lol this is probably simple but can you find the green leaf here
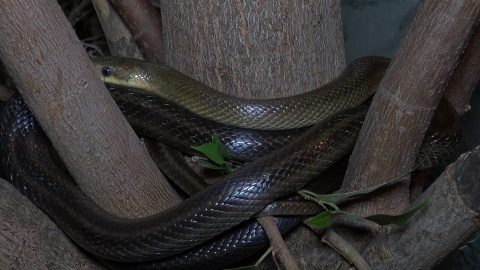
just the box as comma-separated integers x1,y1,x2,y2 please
300,160,429,204
307,199,429,229
300,176,403,204
191,143,226,164
225,166,237,174
306,211,332,228
212,133,230,159
361,198,428,226
191,133,230,164
195,159,226,170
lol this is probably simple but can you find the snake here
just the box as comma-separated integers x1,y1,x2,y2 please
92,56,390,130
0,56,462,269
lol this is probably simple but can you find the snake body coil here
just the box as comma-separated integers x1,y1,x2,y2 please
0,56,462,269
93,56,390,130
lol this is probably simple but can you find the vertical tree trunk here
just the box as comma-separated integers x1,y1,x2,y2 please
160,1,345,268
161,1,345,97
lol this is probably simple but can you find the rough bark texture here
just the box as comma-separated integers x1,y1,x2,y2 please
444,21,480,116
161,0,345,98
0,0,181,219
110,0,164,62
161,1,347,269
0,1,181,268
92,0,145,59
0,181,106,269
341,1,480,216
363,146,480,269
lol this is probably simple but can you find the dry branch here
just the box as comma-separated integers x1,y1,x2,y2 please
92,0,144,59
444,21,480,115
110,0,164,62
363,146,480,269
258,216,301,270
342,0,480,216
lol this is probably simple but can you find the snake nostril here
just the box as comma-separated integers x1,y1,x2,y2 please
101,66,113,77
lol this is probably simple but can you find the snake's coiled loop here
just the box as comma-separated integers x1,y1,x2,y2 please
0,56,462,269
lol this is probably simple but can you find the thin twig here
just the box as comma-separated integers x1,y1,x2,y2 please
68,0,92,26
110,0,164,62
257,216,301,270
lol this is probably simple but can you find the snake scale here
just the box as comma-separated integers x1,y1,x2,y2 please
0,56,462,269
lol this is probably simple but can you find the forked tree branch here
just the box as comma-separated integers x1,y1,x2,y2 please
342,0,480,216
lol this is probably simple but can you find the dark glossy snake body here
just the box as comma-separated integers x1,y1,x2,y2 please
0,56,462,269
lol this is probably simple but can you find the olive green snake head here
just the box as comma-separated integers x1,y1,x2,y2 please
92,56,391,130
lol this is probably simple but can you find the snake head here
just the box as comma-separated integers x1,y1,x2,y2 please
91,56,157,90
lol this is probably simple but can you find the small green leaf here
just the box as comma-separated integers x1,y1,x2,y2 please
224,166,237,174
306,211,332,228
191,143,226,164
191,133,231,164
191,133,244,174
362,198,428,226
300,180,398,203
212,133,230,159
300,162,428,204
195,159,226,170
307,199,428,229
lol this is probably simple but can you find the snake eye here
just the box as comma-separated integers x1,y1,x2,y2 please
101,66,113,77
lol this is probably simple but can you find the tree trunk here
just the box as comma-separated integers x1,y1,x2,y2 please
160,1,345,269
364,146,480,269
161,0,345,98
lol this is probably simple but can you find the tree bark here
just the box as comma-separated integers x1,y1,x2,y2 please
444,21,480,115
329,2,480,269
160,1,345,269
0,181,106,269
161,0,345,98
110,0,164,62
341,0,480,216
363,146,480,269
92,0,145,59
